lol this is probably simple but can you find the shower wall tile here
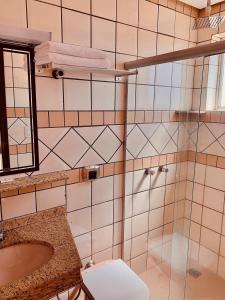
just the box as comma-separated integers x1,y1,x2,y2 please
139,0,158,31
117,24,138,55
158,6,176,36
117,0,139,26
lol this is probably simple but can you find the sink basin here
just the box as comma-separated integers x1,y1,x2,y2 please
0,242,54,286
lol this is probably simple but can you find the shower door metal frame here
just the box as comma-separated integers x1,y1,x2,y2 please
124,39,225,70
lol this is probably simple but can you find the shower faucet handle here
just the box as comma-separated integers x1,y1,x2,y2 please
158,165,169,173
145,168,155,176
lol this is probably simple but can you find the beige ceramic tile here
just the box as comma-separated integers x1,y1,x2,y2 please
62,9,90,46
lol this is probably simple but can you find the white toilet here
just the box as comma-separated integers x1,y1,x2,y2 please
82,259,150,300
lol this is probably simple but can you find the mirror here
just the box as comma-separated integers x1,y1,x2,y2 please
0,43,39,175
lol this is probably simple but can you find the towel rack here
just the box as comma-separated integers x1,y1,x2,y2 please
36,63,138,80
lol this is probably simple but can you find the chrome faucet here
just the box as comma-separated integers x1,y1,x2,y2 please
0,221,4,241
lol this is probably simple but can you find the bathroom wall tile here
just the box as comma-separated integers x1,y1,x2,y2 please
190,221,200,242
192,183,204,204
113,198,122,222
62,0,90,13
117,0,138,26
0,0,27,27
92,0,116,20
202,207,223,233
175,12,190,40
92,82,115,110
157,34,174,55
36,186,66,211
92,225,113,253
36,77,63,110
133,169,150,193
93,248,113,263
150,186,165,210
64,80,91,111
114,174,124,199
191,203,202,224
156,63,173,86
138,29,157,57
53,129,89,167
62,9,90,46
199,246,218,273
218,256,225,280
158,6,175,36
124,218,132,241
136,85,154,110
92,17,115,51
164,204,175,224
114,221,122,245
166,164,177,185
28,0,61,42
67,182,91,212
154,86,171,110
92,176,114,205
137,65,155,85
74,233,91,259
92,201,113,230
117,24,137,56
205,166,225,191
133,191,150,216
67,207,91,237
149,207,164,230
139,0,158,31
1,193,36,220
150,167,166,188
204,187,224,212
194,163,206,185
113,244,122,259
131,233,148,258
165,184,175,205
131,253,148,274
220,236,225,257
132,212,149,237
200,227,220,253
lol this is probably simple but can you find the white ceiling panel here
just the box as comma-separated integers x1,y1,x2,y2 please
180,0,224,9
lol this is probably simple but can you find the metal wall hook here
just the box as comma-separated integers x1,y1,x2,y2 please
145,168,155,176
158,165,169,173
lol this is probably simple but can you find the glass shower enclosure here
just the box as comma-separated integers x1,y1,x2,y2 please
123,41,225,300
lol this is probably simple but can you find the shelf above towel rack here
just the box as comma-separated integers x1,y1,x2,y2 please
36,63,138,79
0,24,51,45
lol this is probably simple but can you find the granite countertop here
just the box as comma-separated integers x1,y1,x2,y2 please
0,207,82,300
0,171,68,194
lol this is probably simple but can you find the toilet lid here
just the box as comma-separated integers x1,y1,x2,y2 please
82,259,149,300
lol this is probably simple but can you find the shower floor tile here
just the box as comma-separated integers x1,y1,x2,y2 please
140,262,225,300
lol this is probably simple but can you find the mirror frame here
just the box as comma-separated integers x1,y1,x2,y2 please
0,41,39,176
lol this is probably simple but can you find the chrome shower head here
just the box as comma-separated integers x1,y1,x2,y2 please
193,0,225,30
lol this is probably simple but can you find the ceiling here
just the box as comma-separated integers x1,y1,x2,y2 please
180,0,224,9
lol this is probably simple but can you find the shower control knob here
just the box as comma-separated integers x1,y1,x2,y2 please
145,168,155,176
158,165,169,173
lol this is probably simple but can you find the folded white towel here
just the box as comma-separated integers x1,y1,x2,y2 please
35,52,112,69
35,41,107,59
